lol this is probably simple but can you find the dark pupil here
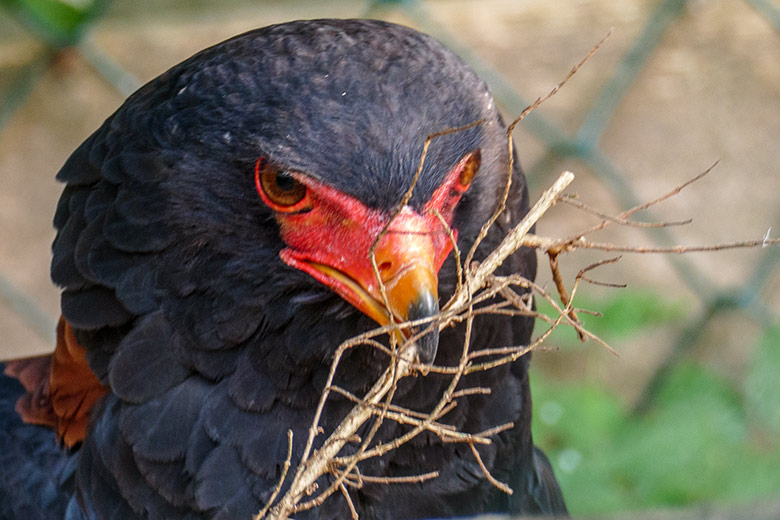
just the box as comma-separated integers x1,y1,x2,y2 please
275,173,296,192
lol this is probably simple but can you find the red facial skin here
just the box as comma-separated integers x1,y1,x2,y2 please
255,152,478,327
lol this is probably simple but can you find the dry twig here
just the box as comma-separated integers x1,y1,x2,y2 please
255,31,778,520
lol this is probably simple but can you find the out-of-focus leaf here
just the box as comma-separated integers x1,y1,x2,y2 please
724,447,780,502
532,378,625,449
1,0,103,46
745,324,780,436
593,291,688,338
653,362,743,415
612,364,747,506
531,377,632,513
531,363,780,515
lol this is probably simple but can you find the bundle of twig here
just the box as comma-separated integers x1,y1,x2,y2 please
253,32,779,519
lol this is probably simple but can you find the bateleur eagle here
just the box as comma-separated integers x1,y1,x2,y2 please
0,19,567,519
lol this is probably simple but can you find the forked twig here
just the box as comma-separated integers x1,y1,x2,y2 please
256,29,779,519
253,431,294,520
469,442,513,495
463,30,611,273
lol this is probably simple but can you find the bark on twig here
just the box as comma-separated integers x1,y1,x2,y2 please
253,29,780,518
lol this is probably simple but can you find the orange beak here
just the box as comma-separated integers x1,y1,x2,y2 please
281,206,441,364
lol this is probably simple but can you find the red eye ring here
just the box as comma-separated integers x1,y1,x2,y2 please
255,157,311,213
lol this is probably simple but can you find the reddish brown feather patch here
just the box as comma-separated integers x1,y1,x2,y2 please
4,355,57,429
4,316,107,447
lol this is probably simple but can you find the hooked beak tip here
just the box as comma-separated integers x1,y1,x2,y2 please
407,291,440,365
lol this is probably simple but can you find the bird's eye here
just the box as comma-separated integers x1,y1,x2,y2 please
458,149,481,187
255,158,308,210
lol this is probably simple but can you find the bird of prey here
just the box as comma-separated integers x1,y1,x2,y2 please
0,19,567,519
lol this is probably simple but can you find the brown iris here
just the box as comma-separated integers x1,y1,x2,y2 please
255,158,307,209
458,149,481,187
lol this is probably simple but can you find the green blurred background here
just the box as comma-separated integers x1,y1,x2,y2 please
1,0,779,517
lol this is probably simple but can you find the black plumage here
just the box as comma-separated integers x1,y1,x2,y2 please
0,19,566,519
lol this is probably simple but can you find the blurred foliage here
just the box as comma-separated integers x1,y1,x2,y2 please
1,0,106,47
746,325,780,437
533,291,780,515
541,289,689,343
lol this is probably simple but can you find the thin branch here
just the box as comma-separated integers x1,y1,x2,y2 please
350,471,440,485
506,29,613,133
559,196,692,228
451,387,492,399
445,171,575,313
562,161,718,244
580,276,627,288
522,233,780,255
254,430,294,520
256,29,780,520
624,161,719,216
431,208,464,298
469,442,513,495
580,237,780,254
463,30,610,272
548,251,585,341
573,256,626,290
471,421,516,440
369,119,485,333
338,482,359,520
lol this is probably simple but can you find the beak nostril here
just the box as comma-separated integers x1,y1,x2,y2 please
378,261,393,275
